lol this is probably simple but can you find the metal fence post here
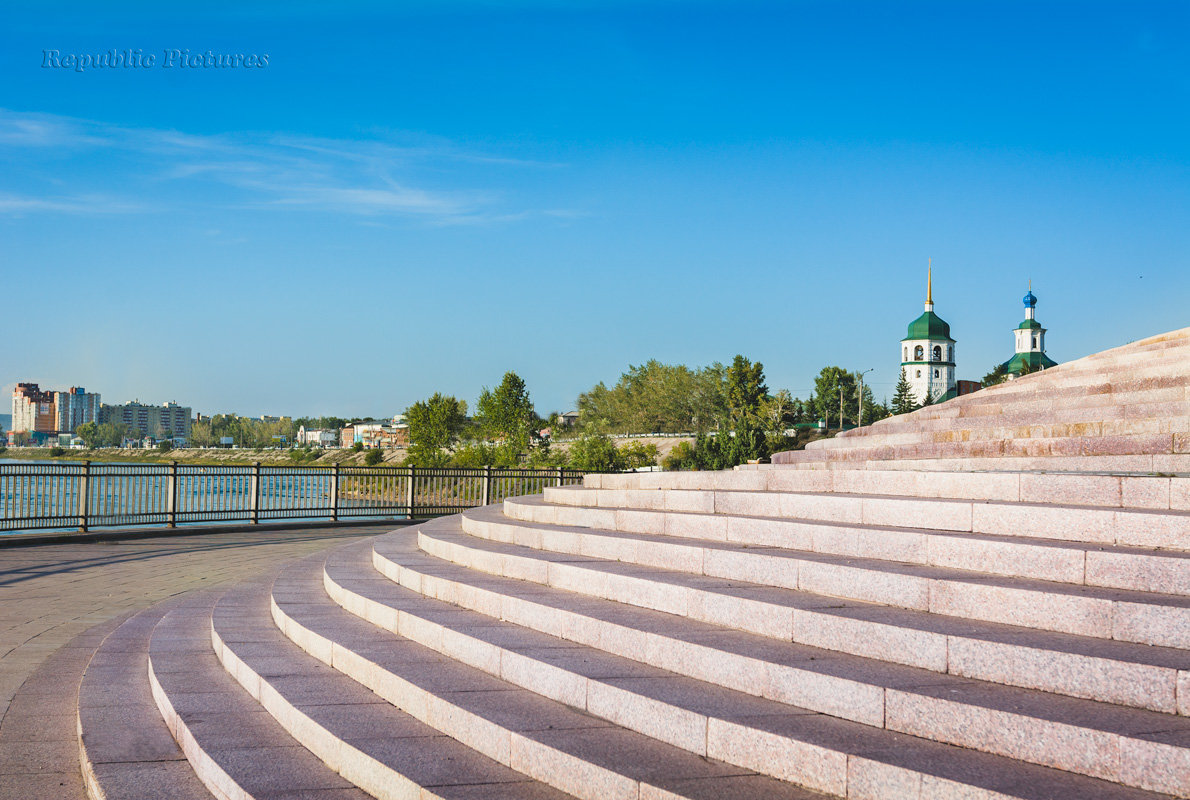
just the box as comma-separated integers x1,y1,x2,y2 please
482,465,492,506
168,461,178,528
250,462,261,524
330,465,339,521
405,465,416,516
78,461,90,532
556,466,564,486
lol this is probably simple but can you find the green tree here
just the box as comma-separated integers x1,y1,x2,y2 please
577,360,728,435
76,421,101,448
476,372,536,453
811,367,858,428
364,448,384,466
566,434,622,472
982,363,1010,387
157,439,173,452
725,355,767,422
891,371,917,415
405,393,468,466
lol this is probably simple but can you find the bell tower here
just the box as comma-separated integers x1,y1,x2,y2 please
900,260,957,404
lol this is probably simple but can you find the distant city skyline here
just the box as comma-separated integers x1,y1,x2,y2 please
2,1,1187,417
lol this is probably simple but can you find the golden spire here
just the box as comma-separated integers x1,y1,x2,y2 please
927,258,933,305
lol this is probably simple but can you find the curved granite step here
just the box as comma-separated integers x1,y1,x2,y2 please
76,601,213,800
460,505,1190,712
146,593,372,800
268,545,822,800
320,536,1170,800
502,496,1190,595
210,569,581,800
435,511,1190,649
540,485,1190,551
585,468,1190,514
375,520,1190,795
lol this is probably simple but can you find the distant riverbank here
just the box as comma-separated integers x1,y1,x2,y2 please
0,446,405,467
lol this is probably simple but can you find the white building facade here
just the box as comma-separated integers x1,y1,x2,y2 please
900,268,957,405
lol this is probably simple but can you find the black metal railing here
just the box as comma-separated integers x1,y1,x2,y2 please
0,462,589,534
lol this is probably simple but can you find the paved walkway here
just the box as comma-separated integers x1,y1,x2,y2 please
0,523,391,799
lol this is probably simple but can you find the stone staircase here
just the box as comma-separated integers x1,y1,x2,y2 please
772,326,1190,472
70,330,1190,799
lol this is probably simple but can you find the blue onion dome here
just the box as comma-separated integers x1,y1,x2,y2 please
1023,290,1037,308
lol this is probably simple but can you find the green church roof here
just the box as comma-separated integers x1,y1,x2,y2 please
1016,319,1044,330
902,311,954,342
1002,351,1058,375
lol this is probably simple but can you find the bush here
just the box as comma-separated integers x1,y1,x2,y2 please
157,440,173,452
364,448,384,466
49,446,67,457
352,441,364,452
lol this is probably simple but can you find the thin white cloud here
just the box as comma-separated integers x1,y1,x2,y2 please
0,108,576,223
0,192,145,215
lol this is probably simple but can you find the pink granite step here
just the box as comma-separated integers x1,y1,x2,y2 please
267,546,822,800
146,593,372,800
426,513,1190,648
541,485,1190,551
586,468,1190,512
210,570,583,800
496,498,1190,602
77,600,213,800
371,522,1190,795
319,536,1170,800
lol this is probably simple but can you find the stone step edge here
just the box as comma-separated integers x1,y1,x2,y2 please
76,607,207,800
504,497,1190,597
415,522,1190,719
147,608,259,800
267,561,707,800
754,454,1190,474
323,549,1142,800
375,536,1189,796
210,574,548,800
491,504,1190,649
464,509,1190,713
585,470,1190,513
540,486,1190,552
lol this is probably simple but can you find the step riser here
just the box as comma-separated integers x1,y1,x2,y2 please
784,434,1189,464
381,541,1190,795
547,487,1190,552
588,470,1190,512
462,511,1188,713
817,416,1190,450
428,521,1190,670
760,453,1190,473
321,566,854,796
148,649,249,800
211,623,435,800
270,594,656,800
510,498,1190,596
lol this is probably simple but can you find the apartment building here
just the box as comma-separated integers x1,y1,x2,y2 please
101,401,192,438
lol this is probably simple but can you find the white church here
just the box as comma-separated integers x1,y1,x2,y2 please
900,266,957,405
899,268,1057,406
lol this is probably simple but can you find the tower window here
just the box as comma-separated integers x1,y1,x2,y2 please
916,370,921,378
914,345,923,360
934,369,940,378
903,347,907,361
1033,335,1038,347
932,345,941,361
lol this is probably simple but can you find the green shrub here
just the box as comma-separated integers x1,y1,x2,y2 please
364,448,384,466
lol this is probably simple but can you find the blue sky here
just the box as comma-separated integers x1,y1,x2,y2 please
1,1,1187,417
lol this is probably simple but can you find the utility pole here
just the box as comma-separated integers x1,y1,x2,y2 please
839,385,844,431
857,368,873,428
